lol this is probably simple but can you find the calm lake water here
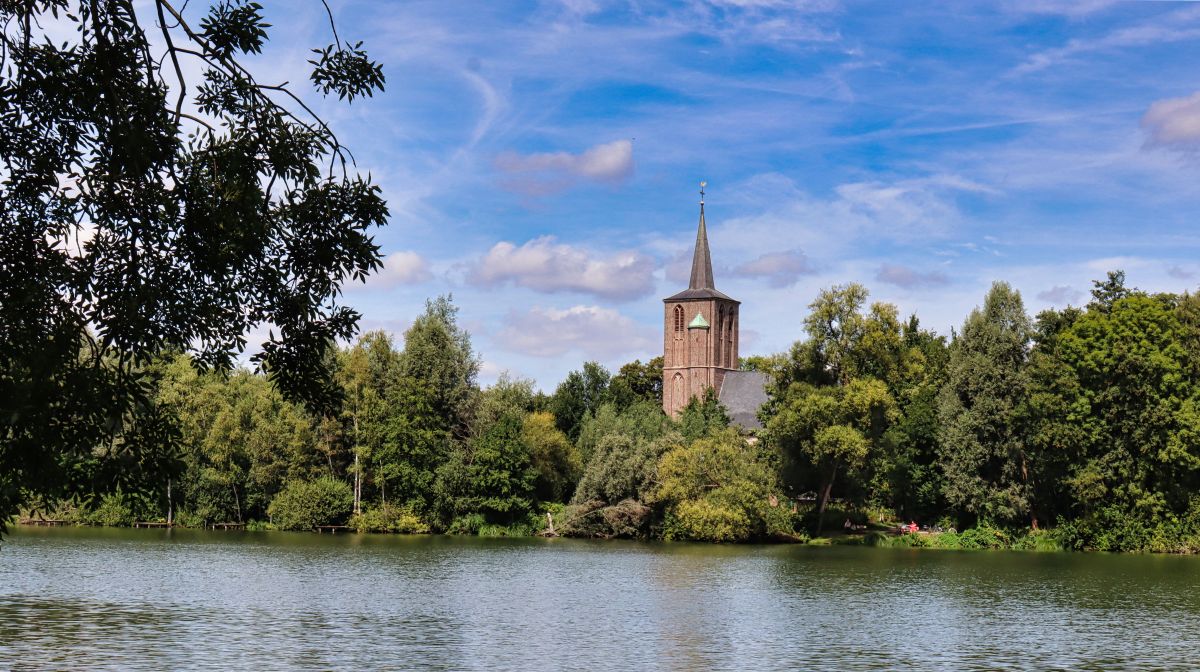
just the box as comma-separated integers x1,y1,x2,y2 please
2,527,1199,670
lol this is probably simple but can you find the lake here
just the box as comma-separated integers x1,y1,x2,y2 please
1,526,1198,670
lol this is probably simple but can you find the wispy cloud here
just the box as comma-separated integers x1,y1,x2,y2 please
1011,7,1200,76
468,236,656,301
495,139,634,195
875,264,950,290
1036,285,1083,305
495,305,655,358
1168,265,1195,280
731,250,815,287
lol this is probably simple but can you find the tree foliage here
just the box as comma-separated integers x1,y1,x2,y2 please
655,429,792,542
937,282,1033,526
0,0,385,527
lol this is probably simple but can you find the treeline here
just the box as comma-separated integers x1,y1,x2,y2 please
52,296,757,539
762,271,1200,553
40,272,1200,552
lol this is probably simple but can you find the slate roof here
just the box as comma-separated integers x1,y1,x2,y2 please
719,371,770,431
689,202,715,290
664,287,738,302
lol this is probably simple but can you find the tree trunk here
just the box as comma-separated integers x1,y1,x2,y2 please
353,451,361,515
815,464,838,536
167,478,173,527
353,413,362,515
232,483,242,523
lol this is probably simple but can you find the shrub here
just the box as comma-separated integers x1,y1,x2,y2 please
351,503,430,534
663,500,751,543
267,477,353,531
447,513,486,535
1010,529,1064,552
86,493,136,527
478,519,535,537
556,499,653,539
174,510,205,529
956,524,1009,550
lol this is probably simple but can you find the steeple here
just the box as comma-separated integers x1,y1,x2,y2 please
689,181,715,290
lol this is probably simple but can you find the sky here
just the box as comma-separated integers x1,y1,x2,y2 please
233,0,1200,390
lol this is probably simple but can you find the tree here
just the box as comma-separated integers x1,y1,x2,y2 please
338,331,400,514
550,361,611,441
937,282,1033,527
0,1,386,527
765,284,901,532
398,296,479,437
608,357,663,410
1089,270,1133,313
654,429,791,542
803,283,869,385
434,413,537,527
873,317,950,521
576,400,672,466
1045,293,1200,549
521,412,581,503
678,388,730,442
767,378,896,533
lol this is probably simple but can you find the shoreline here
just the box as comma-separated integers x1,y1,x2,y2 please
15,519,1200,555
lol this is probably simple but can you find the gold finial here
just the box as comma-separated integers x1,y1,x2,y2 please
700,180,707,204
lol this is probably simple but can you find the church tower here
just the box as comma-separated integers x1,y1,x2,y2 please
662,184,740,418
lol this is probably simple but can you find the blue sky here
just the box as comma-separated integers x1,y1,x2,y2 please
241,0,1200,389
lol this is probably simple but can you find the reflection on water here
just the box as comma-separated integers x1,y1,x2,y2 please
2,526,1199,670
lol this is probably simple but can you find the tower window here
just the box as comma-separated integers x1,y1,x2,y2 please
673,304,684,337
716,306,724,365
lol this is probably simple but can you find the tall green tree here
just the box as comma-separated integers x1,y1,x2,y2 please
337,331,400,514
550,361,611,441
434,413,537,527
0,0,386,526
766,283,902,532
608,357,663,410
1047,292,1200,549
398,296,479,437
937,282,1033,526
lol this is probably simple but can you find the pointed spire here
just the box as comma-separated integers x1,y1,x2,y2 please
689,181,715,290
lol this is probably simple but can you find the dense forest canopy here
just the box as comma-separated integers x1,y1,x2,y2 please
23,274,1200,553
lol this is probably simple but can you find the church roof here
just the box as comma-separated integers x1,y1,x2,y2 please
663,185,740,304
688,312,710,329
690,199,714,290
718,371,770,431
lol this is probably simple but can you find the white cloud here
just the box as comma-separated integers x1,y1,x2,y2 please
468,236,656,301
494,305,655,358
875,264,950,290
1142,91,1200,151
360,251,432,289
731,250,815,287
1036,285,1083,305
494,139,634,195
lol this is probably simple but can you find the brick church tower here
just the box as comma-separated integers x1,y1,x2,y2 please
662,185,740,418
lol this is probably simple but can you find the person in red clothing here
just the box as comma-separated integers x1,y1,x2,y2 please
907,521,919,533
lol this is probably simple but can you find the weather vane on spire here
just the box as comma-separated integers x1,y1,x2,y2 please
700,180,707,204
